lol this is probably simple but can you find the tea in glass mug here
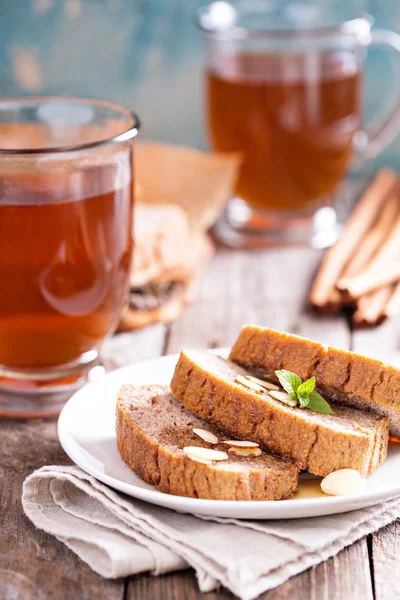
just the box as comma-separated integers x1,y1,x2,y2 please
0,98,140,417
207,53,360,211
198,0,400,247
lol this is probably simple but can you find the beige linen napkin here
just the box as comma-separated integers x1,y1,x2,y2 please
23,465,400,600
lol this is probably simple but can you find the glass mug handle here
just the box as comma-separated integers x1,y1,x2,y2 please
354,29,400,164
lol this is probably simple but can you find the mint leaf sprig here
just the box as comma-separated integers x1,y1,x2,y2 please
274,369,334,414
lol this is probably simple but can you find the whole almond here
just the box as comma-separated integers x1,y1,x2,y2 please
192,428,219,445
244,375,280,391
183,446,228,462
321,469,366,496
268,390,298,407
222,440,259,448
229,447,262,457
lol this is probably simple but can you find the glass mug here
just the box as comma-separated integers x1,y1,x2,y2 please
198,0,400,248
0,98,139,417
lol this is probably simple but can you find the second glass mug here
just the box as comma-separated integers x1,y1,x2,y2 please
0,97,140,417
198,0,400,248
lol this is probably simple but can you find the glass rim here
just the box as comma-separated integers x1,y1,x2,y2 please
196,3,373,42
0,96,140,155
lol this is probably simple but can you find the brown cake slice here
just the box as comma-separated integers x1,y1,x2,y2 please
170,350,389,477
116,384,299,501
230,325,400,436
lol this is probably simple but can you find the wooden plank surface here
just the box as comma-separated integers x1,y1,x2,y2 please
264,538,373,600
126,570,233,600
166,247,349,353
0,419,124,600
371,520,400,600
1,246,398,599
351,316,400,364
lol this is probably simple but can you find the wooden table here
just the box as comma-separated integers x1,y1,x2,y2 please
1,246,400,600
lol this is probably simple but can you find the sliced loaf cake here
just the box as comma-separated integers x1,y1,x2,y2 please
230,325,400,435
116,383,299,501
170,350,389,477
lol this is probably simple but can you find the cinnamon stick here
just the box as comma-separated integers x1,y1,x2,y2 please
321,288,343,314
341,192,399,278
371,220,400,266
384,281,400,319
324,192,399,310
338,207,400,296
352,286,393,328
309,169,398,309
338,257,400,299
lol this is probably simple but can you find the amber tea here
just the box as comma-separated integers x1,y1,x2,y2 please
207,53,361,212
0,164,133,370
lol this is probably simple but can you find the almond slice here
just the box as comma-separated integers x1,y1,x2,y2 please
234,374,265,393
222,440,259,448
244,375,280,391
192,428,219,445
183,446,228,462
229,447,262,457
268,390,298,407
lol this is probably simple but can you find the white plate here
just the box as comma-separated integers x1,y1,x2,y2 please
58,350,400,519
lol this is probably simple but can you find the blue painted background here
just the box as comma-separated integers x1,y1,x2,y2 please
1,0,400,172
